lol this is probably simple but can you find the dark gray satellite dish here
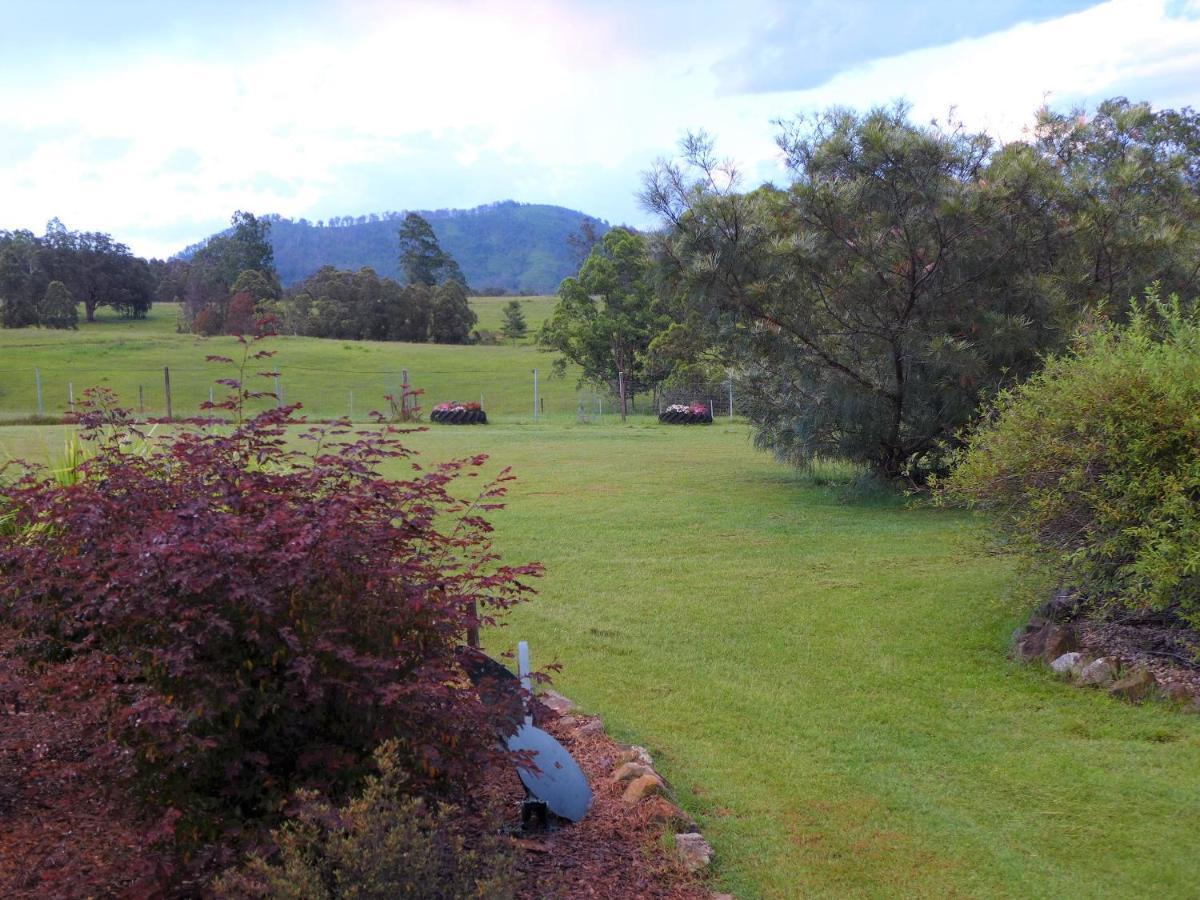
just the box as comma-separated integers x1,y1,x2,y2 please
504,640,592,824
507,722,592,822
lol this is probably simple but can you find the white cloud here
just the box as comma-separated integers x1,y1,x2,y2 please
0,0,1197,257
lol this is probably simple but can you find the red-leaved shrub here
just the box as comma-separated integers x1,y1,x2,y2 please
0,338,540,849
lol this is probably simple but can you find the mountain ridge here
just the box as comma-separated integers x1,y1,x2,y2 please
178,200,609,294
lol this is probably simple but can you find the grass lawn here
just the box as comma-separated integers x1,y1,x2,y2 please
3,419,1198,897
0,302,614,424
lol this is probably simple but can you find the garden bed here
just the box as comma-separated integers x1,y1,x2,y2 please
659,404,713,426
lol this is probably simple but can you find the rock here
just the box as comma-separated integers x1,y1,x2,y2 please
1041,625,1078,662
558,715,579,729
577,718,605,738
617,745,654,768
622,774,665,804
613,762,658,784
538,690,575,715
1109,668,1157,703
1050,652,1082,675
675,832,713,872
710,895,735,900
1077,657,1119,687
642,796,694,830
1014,622,1077,664
1162,683,1194,704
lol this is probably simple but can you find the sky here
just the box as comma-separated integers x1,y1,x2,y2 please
2,0,1200,259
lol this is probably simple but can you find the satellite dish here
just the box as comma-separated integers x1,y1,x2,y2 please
507,722,593,822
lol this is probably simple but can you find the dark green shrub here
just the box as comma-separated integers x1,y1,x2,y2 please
213,740,515,899
944,290,1200,626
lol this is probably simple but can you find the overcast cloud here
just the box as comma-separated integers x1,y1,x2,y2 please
2,0,1199,257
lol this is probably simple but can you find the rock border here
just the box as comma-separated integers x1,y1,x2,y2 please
1013,599,1200,711
538,689,723,885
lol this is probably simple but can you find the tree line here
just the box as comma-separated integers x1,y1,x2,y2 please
540,97,1200,480
0,207,481,345
0,219,156,328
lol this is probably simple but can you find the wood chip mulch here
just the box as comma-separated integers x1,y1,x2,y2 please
479,710,712,900
0,627,172,899
1078,616,1200,699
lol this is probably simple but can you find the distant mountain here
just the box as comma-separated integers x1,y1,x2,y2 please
180,201,610,294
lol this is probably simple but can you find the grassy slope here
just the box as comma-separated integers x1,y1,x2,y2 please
0,301,594,423
3,418,1198,897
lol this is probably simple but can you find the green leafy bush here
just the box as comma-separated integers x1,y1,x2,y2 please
214,740,515,899
944,290,1200,626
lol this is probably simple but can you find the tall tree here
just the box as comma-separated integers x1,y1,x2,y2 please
539,227,667,416
37,280,78,329
643,110,1065,480
429,280,477,344
1032,98,1200,313
397,213,467,289
0,230,47,328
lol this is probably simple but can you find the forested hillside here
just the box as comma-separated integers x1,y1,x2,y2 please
179,201,609,293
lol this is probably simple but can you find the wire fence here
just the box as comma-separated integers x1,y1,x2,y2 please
0,362,740,426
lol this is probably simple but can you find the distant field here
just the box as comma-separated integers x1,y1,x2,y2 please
0,301,617,423
2,418,1198,898
469,294,557,341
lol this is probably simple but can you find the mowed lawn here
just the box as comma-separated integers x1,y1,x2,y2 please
0,301,592,423
3,419,1198,898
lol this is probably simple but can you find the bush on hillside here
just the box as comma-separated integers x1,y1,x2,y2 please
0,337,541,849
944,290,1200,627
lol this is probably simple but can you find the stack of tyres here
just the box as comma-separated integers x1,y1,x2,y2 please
432,408,488,424
658,409,713,425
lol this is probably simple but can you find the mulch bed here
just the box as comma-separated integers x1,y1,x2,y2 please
1,626,710,898
1077,616,1200,699
0,627,175,898
482,712,710,900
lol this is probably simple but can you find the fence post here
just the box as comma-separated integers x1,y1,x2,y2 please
68,381,75,414
139,384,145,415
274,373,283,409
728,377,734,419
533,369,539,421
349,390,354,420
617,371,627,422
163,366,173,421
35,368,44,416
208,386,215,407
401,368,410,418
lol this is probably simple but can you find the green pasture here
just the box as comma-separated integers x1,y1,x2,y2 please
2,416,1198,898
1,313,1196,898
469,294,557,340
0,301,613,423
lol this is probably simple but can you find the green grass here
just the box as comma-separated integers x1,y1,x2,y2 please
0,302,620,423
3,311,1198,896
3,419,1198,897
468,294,557,341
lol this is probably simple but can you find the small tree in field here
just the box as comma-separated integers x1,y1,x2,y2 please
37,279,78,329
500,299,527,344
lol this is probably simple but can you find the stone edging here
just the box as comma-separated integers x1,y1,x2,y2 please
1015,617,1200,710
538,689,729,893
